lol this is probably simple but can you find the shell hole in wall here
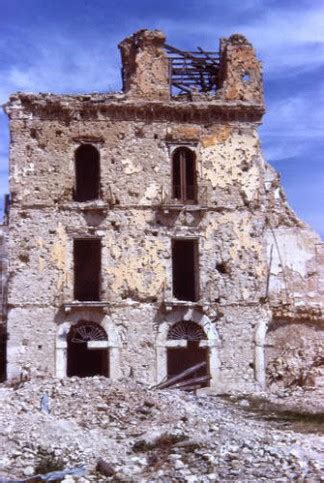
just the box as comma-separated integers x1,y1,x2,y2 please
242,72,251,83
216,262,230,274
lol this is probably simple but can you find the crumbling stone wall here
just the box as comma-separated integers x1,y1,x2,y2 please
264,163,323,309
261,164,324,389
266,320,324,388
219,34,263,104
119,29,170,101
3,29,323,392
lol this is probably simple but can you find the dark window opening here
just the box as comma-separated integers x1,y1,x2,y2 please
172,239,199,301
74,239,101,301
167,320,209,387
74,144,100,201
172,147,197,204
67,321,108,377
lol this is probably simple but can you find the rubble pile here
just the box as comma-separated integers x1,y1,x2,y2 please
267,341,324,388
0,377,323,481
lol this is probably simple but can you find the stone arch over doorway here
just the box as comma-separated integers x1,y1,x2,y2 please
156,307,220,388
55,314,121,379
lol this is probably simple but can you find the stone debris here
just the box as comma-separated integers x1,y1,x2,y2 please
267,338,324,389
0,377,323,481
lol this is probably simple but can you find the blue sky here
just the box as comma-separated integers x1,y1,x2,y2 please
0,0,323,237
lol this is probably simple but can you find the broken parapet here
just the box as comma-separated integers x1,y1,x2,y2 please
118,29,263,108
119,29,170,101
218,34,263,104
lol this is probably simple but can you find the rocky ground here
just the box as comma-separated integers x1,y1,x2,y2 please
0,377,323,482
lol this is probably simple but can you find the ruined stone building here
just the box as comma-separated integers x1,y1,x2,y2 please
2,30,324,391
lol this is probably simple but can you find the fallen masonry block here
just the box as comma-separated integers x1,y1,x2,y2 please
96,458,116,477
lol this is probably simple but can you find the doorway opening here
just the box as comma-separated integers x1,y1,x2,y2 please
67,321,108,377
172,239,199,301
74,238,101,301
167,320,209,386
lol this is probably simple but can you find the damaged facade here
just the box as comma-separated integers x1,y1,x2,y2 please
2,30,324,391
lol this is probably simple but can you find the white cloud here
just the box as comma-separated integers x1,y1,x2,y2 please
162,4,324,77
261,141,305,164
0,31,122,103
233,5,324,76
1,4,323,104
259,90,324,164
262,89,324,143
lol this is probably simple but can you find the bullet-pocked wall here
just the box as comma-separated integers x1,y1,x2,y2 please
4,30,323,392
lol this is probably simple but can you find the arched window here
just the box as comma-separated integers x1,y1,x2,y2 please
67,321,109,377
74,144,100,201
167,320,209,386
172,147,197,203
